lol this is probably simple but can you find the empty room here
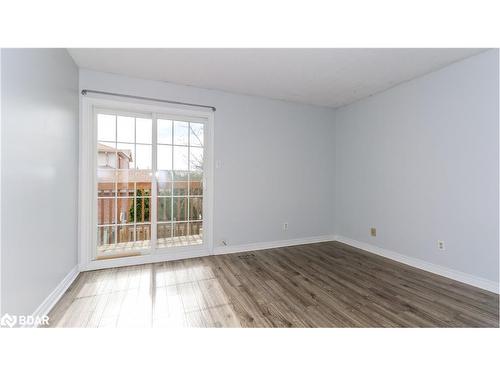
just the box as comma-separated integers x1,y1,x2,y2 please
2,1,500,371
1,47,498,329
0,0,500,375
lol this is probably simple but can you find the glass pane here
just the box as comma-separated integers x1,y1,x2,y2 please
135,196,151,223
189,172,203,195
157,145,172,170
158,197,172,222
135,224,151,246
188,221,203,238
189,147,203,171
97,142,117,169
157,119,172,144
116,169,135,197
157,223,173,245
134,170,152,197
190,123,204,147
116,143,134,169
97,112,206,256
187,224,203,245
117,198,134,225
173,121,189,145
189,197,203,221
98,198,115,225
173,171,189,196
172,197,188,221
97,114,116,141
173,222,189,238
135,144,152,169
117,116,135,143
173,146,189,171
117,225,135,245
97,168,116,198
157,170,173,196
98,226,115,248
136,118,152,144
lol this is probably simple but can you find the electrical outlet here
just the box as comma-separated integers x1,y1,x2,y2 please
283,222,288,231
437,240,445,250
370,227,377,237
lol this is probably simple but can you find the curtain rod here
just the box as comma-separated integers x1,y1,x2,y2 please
81,89,216,112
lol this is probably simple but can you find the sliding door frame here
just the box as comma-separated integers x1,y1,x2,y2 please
79,95,214,271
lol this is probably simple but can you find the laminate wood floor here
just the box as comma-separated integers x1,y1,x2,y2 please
47,241,499,327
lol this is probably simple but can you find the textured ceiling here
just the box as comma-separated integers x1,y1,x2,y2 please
68,48,486,108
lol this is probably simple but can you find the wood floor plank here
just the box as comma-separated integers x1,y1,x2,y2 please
47,241,499,328
206,304,241,328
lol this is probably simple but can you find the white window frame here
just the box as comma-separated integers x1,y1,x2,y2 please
79,95,214,271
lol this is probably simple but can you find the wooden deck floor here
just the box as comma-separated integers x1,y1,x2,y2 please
47,241,499,327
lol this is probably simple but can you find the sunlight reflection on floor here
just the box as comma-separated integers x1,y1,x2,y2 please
48,257,240,328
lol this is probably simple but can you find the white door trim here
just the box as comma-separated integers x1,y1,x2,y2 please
79,95,214,271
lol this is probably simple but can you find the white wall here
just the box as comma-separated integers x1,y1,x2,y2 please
80,69,337,249
334,49,499,283
1,49,79,315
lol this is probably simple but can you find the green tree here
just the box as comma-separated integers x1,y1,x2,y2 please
129,189,150,222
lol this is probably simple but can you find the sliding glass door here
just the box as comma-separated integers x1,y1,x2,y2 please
95,108,206,260
156,117,204,249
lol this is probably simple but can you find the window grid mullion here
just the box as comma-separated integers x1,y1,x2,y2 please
170,121,174,241
187,121,191,238
114,115,118,246
133,116,137,243
151,113,158,253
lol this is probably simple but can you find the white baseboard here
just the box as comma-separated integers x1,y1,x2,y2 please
334,235,499,294
30,265,80,327
213,234,337,255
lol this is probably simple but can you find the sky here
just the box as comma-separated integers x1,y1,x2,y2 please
97,114,204,171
